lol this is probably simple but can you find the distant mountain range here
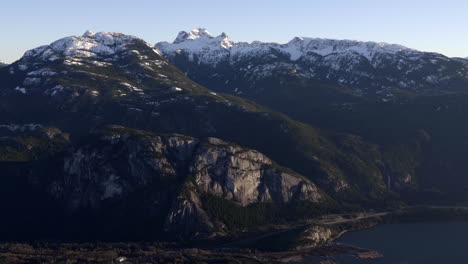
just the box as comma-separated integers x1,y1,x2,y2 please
157,28,468,101
1,29,468,243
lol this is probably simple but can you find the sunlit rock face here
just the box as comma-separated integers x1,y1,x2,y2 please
47,126,324,238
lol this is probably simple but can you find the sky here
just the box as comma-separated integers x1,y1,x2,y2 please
1,0,467,63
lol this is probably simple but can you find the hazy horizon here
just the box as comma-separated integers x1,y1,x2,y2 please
1,0,467,63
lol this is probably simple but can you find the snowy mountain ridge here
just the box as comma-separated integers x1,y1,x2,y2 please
156,27,417,65
5,29,468,101
6,31,175,99
156,28,468,99
21,30,158,64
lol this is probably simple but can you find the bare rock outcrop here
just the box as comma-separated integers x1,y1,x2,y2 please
49,125,326,238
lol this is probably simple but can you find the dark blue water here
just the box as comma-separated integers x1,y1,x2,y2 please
335,222,468,263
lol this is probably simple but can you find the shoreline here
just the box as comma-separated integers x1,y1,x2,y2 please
1,206,468,263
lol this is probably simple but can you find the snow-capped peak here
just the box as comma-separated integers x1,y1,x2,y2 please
82,29,96,37
174,27,214,43
21,31,145,62
156,28,235,65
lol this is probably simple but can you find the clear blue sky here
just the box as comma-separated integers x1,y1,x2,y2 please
1,0,467,63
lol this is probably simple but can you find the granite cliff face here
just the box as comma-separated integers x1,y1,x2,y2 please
191,137,323,206
47,126,325,238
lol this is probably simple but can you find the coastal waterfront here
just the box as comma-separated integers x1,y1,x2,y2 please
336,222,468,263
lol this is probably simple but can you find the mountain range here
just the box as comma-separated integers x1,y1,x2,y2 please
1,29,468,245
156,28,468,101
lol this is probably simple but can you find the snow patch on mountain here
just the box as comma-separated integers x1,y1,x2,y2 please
15,87,27,94
0,124,42,131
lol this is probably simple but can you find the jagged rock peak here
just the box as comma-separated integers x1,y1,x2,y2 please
82,29,96,37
